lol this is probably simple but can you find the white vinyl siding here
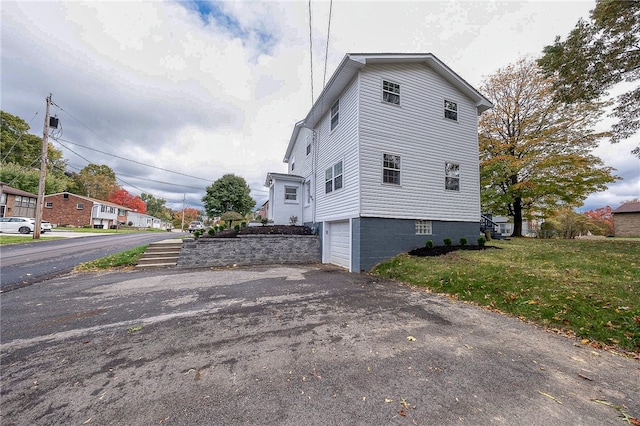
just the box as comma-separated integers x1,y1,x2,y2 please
315,76,360,222
358,62,480,222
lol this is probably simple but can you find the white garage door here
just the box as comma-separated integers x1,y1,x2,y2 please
328,220,350,269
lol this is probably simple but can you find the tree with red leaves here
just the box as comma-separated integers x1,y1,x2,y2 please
108,188,147,214
583,206,614,236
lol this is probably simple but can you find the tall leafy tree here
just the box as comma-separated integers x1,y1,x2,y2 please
107,188,147,213
538,0,640,156
583,206,614,236
202,174,255,217
75,164,119,200
140,192,170,219
479,58,618,237
0,162,70,194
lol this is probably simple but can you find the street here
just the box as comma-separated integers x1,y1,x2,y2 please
0,231,186,291
1,265,638,425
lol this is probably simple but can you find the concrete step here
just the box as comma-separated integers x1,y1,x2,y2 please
135,262,178,269
142,251,180,258
137,256,179,265
135,239,183,269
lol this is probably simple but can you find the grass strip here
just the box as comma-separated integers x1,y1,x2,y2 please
0,235,64,245
74,245,148,271
372,238,640,353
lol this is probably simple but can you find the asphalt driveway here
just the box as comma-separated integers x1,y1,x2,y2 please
1,265,638,425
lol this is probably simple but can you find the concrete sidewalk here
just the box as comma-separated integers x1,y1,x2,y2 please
1,265,638,425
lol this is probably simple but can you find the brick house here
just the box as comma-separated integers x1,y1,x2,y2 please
42,192,129,228
0,182,38,218
613,201,640,237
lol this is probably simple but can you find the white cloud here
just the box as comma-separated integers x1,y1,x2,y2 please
1,0,636,214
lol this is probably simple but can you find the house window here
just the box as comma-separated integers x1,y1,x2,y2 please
305,180,311,205
445,162,460,191
45,202,53,208
325,160,343,193
15,196,21,206
383,153,401,185
444,100,458,121
306,142,311,156
330,99,339,130
291,157,295,172
77,203,84,209
383,80,400,105
284,186,297,202
415,220,432,235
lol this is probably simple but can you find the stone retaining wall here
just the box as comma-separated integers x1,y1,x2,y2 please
178,235,321,269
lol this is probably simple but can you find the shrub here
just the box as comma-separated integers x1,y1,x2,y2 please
234,224,240,231
443,238,453,246
128,221,133,226
478,236,487,247
219,224,227,231
459,237,468,246
425,240,434,249
261,218,268,226
208,228,215,236
194,230,202,238
241,221,247,228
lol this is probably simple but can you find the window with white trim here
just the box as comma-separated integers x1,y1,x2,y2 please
415,220,432,235
383,80,400,105
325,160,343,193
76,203,84,209
284,186,298,202
383,153,401,185
45,202,53,208
445,162,460,191
330,99,339,130
444,100,458,121
290,156,295,172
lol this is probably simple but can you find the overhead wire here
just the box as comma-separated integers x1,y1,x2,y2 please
322,0,333,89
1,102,45,163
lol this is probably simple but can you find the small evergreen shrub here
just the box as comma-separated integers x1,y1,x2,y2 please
234,224,240,231
459,237,468,246
261,219,268,226
241,221,247,228
194,230,203,238
443,238,453,246
208,228,215,236
478,236,487,247
425,240,434,249
219,224,227,230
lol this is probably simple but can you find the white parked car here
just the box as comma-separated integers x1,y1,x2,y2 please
0,217,40,234
40,220,52,233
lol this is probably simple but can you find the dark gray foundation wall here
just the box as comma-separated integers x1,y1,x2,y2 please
353,217,481,272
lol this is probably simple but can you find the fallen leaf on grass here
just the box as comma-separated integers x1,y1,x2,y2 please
407,336,416,342
385,398,393,403
538,391,562,404
399,410,406,417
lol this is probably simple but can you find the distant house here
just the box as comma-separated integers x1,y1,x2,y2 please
0,182,38,218
613,201,640,237
42,192,129,228
127,211,166,229
265,53,492,272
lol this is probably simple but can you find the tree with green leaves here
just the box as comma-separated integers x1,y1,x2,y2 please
141,192,171,220
75,164,120,200
202,174,255,218
479,58,618,237
538,0,640,156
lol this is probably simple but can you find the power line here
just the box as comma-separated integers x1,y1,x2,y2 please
322,0,333,89
1,102,45,163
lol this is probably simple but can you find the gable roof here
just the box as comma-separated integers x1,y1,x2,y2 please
0,182,38,198
44,192,132,211
284,53,493,162
265,172,305,187
613,201,640,214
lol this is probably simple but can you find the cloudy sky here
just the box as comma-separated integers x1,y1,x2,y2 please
2,0,637,213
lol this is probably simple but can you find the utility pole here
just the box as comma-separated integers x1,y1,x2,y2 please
34,94,51,239
181,193,185,231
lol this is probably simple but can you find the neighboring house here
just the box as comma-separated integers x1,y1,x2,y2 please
490,216,536,237
42,192,130,228
265,53,492,272
613,201,640,237
127,211,168,229
257,200,269,221
0,182,38,218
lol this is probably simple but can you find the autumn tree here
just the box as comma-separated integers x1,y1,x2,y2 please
479,58,618,237
583,206,614,236
108,188,147,213
538,1,640,156
75,164,119,200
173,207,199,229
202,174,255,218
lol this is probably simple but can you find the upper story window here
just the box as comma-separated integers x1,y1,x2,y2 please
306,142,311,156
290,156,295,172
330,99,339,131
383,153,401,185
77,203,84,210
284,186,298,202
415,220,432,235
444,100,458,121
45,202,53,208
383,80,400,105
445,162,460,191
325,160,343,193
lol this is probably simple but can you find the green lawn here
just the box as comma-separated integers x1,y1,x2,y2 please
0,235,64,245
372,238,640,354
74,245,148,271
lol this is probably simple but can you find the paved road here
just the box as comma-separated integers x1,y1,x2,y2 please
1,265,638,425
0,231,186,291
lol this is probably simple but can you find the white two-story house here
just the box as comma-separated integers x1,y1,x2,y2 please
265,53,492,272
